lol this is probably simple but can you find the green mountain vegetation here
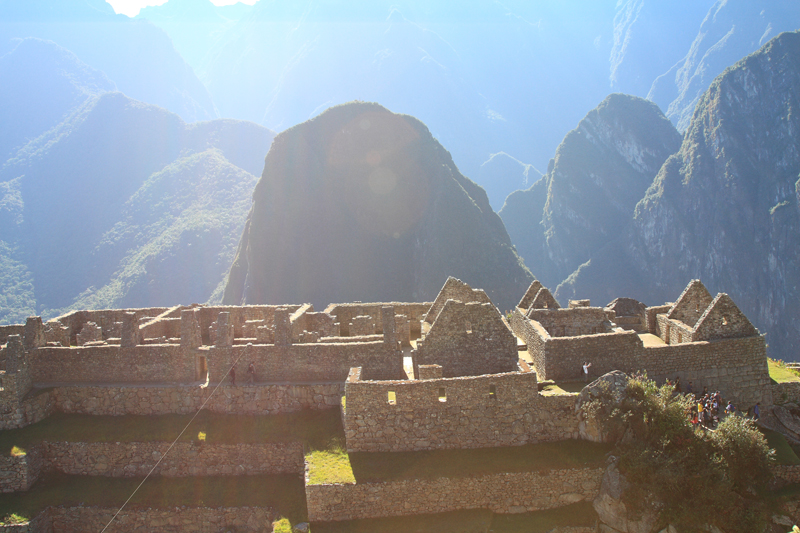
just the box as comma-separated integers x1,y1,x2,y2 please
0,91,273,323
223,101,533,312
0,37,115,161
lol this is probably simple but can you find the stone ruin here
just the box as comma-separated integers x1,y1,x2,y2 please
0,275,782,528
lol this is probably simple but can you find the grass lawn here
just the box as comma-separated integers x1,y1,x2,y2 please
306,448,355,484
0,473,307,525
0,409,344,456
311,501,597,533
768,358,800,383
541,381,585,395
307,440,611,485
761,428,800,465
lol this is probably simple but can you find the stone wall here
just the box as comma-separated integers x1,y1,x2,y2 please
52,382,343,416
667,280,713,328
0,390,55,430
30,345,195,384
526,308,611,337
414,301,518,378
1,441,303,493
773,382,800,405
204,341,403,384
306,467,603,522
515,309,771,408
0,446,42,493
643,336,772,407
424,277,491,324
344,368,579,452
54,308,169,344
646,305,671,337
323,302,430,338
0,381,341,430
543,331,641,382
5,505,276,533
0,325,24,346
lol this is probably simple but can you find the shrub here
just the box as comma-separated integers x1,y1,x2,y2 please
585,374,774,533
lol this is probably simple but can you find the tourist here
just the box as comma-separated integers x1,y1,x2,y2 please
753,402,761,421
247,361,255,384
582,361,592,383
674,376,681,394
229,364,236,386
686,381,694,396
725,401,735,416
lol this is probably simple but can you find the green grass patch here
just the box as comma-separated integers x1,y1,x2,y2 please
346,440,611,483
272,517,293,533
0,409,343,456
0,473,306,525
311,501,597,533
306,448,355,485
761,428,800,465
768,358,800,383
542,381,584,395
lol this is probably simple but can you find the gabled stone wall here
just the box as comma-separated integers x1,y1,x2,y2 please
423,277,491,324
414,301,517,378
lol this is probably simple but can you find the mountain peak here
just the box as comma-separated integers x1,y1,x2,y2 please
223,101,532,310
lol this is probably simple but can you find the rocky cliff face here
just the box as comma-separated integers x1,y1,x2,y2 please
223,102,532,311
648,0,800,131
500,94,680,289
561,31,800,361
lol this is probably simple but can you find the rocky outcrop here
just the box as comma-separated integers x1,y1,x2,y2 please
223,101,533,311
576,371,631,443
500,94,680,289
593,459,659,533
560,31,800,362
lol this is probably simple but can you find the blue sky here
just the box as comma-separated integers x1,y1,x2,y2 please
106,0,258,17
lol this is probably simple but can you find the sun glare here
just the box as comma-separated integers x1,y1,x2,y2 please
106,0,259,17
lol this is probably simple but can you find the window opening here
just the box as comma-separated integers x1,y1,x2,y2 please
722,317,728,326
438,387,447,402
489,384,496,399
465,321,472,333
387,390,396,405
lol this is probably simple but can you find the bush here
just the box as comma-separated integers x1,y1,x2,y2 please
585,374,774,533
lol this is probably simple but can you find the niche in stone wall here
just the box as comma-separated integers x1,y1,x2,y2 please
438,387,447,402
196,355,208,381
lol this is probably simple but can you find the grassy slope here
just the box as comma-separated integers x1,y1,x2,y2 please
769,358,800,383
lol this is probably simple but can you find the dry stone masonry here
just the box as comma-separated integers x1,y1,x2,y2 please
0,275,782,528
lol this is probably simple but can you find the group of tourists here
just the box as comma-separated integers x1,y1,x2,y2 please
666,377,760,429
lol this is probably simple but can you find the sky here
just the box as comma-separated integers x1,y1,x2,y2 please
106,0,259,17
